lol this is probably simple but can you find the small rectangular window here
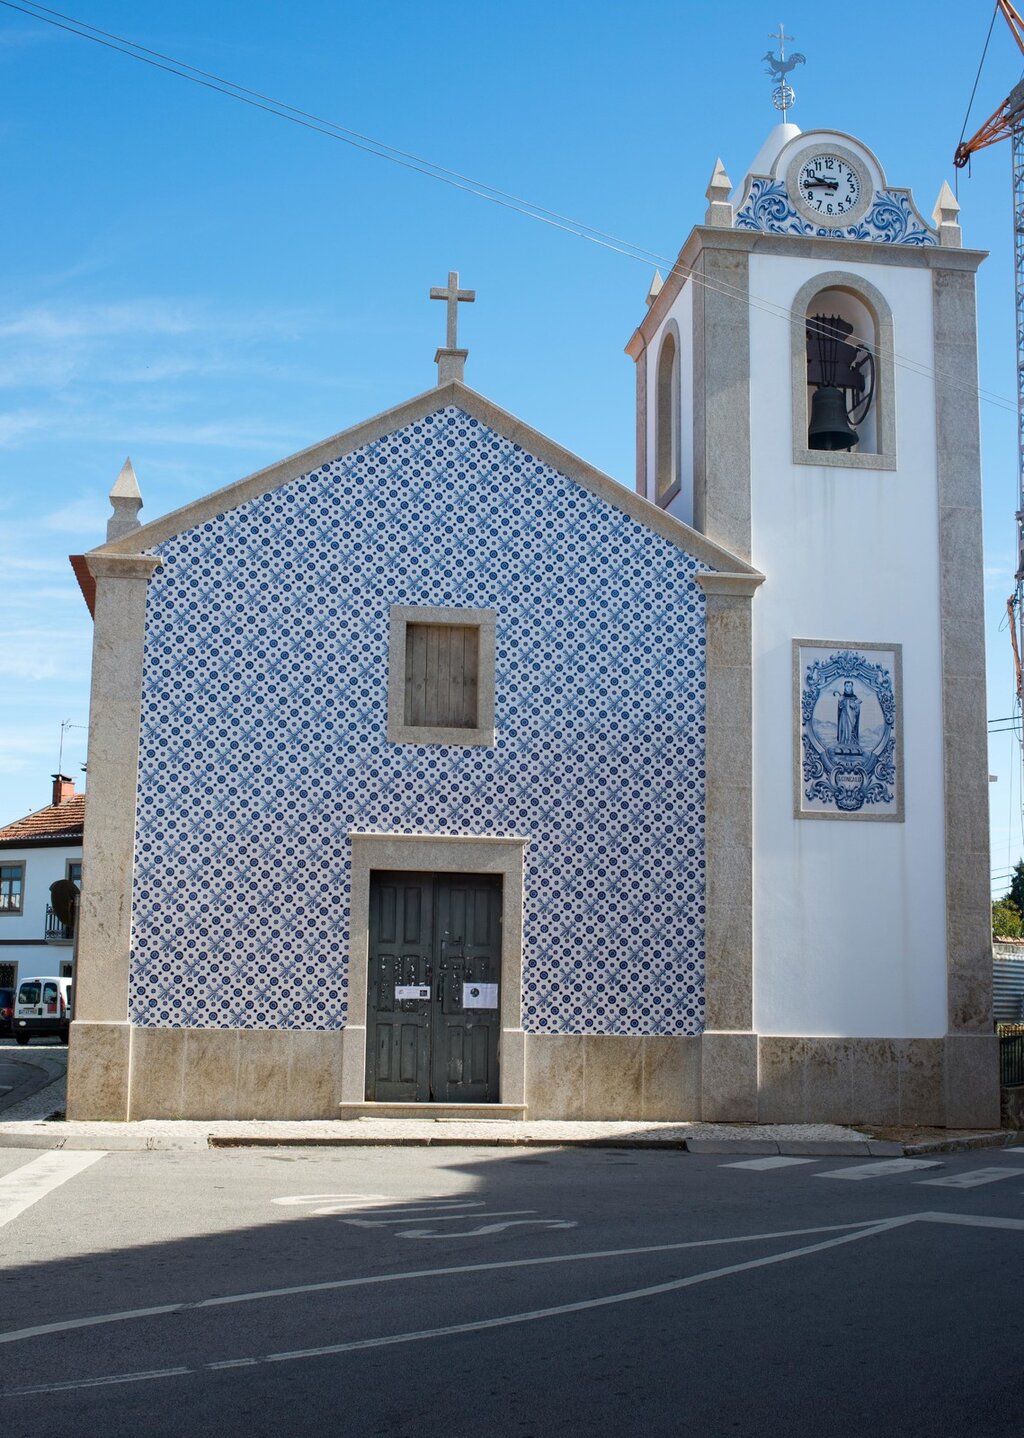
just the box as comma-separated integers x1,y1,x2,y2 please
67,861,82,886
388,606,496,747
0,863,24,915
404,622,480,729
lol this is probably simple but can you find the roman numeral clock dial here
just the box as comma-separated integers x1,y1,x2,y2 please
794,153,864,220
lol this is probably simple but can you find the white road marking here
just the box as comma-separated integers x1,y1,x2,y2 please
917,1167,1024,1189
3,1219,907,1395
0,1151,106,1231
275,1192,576,1239
398,1218,576,1238
341,1208,533,1227
815,1158,942,1181
271,1193,480,1217
916,1210,1024,1230
0,1217,883,1349
721,1157,818,1171
331,1202,481,1216
2,1208,1018,1371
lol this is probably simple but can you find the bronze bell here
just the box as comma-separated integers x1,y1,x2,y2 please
808,385,859,451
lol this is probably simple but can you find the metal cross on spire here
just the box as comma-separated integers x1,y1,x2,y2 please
763,23,805,120
430,270,475,384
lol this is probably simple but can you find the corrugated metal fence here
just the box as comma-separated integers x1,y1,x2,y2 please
1000,1032,1024,1087
993,950,1024,1023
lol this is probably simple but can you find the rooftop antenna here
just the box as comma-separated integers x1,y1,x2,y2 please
763,23,805,120
57,720,86,774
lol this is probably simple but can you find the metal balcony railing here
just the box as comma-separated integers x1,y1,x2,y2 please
44,904,75,944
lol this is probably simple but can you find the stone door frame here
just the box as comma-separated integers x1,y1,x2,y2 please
344,833,528,1106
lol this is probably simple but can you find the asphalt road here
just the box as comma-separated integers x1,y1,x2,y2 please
0,1034,65,1116
0,1142,1022,1437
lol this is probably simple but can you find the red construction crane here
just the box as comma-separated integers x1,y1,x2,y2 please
955,1,1024,705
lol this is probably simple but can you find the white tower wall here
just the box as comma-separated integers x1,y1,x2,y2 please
748,254,947,1036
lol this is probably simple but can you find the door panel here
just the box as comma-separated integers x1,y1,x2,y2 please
366,871,502,1103
366,875,433,1102
431,876,501,1103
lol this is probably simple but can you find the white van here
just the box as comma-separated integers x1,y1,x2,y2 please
13,976,72,1045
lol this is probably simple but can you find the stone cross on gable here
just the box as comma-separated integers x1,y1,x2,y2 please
430,270,475,384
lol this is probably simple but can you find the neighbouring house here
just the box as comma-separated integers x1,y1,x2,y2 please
65,118,997,1126
0,774,84,993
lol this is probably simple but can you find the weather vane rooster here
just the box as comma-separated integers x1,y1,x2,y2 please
763,24,805,118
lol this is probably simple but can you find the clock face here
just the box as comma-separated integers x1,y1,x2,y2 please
795,154,863,219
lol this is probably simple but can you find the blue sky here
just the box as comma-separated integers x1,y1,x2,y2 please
0,0,1021,888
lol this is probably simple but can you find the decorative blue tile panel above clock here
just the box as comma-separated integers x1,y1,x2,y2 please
130,406,709,1036
735,177,937,245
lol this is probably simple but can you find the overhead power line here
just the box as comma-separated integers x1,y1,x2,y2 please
0,0,1020,417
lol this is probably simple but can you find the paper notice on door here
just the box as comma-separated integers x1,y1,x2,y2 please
462,982,499,1009
395,985,431,1001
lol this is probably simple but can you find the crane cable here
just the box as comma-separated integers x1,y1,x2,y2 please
955,2,1000,192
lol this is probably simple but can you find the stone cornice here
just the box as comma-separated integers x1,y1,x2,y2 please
625,225,987,359
694,572,765,598
85,554,161,581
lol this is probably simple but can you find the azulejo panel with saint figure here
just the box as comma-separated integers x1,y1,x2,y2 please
795,640,903,822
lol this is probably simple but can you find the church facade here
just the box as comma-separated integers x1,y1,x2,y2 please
67,122,999,1127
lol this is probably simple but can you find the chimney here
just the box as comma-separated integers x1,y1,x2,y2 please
51,773,76,806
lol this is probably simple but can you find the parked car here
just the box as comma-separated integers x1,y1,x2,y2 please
0,987,13,1037
13,976,72,1044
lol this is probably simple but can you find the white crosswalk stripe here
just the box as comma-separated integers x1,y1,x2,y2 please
0,1150,107,1231
814,1159,943,1181
714,1152,1024,1188
721,1157,818,1171
917,1166,1024,1189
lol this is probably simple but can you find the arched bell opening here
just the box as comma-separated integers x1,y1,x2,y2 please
655,325,680,504
804,287,878,454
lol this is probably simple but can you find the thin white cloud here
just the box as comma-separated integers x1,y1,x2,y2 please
39,498,112,535
0,409,51,445
0,299,317,343
0,625,92,682
0,553,74,576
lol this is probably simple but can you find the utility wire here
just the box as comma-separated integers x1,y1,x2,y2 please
1,0,1020,417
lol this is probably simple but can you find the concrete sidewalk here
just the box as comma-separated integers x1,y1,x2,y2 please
0,1111,1018,1156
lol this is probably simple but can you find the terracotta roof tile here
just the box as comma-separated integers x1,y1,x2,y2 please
0,793,86,845
70,555,96,617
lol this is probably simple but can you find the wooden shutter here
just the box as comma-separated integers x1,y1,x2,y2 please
404,623,480,729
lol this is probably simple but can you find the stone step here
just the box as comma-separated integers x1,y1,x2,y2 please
337,1102,527,1121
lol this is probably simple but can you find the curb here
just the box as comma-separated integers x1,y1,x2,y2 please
207,1134,694,1150
1,1126,1018,1156
207,1134,898,1156
899,1131,1024,1156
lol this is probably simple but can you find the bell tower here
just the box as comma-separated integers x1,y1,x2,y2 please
625,98,999,1126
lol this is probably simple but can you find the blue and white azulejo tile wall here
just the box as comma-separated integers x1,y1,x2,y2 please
131,405,709,1035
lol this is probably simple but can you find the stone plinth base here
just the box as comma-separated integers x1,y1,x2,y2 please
757,1033,1000,1129
524,1034,701,1121
65,1025,1002,1129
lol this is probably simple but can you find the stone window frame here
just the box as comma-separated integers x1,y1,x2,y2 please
655,319,682,505
0,861,25,915
791,270,897,472
387,604,496,747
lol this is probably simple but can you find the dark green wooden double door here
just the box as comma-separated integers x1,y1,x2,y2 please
366,872,502,1103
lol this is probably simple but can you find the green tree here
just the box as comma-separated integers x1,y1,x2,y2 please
993,898,1024,939
1010,860,1024,919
